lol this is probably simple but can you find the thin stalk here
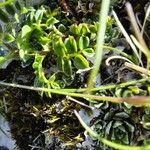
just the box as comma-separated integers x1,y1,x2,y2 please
135,13,150,41
141,4,150,36
125,62,150,76
74,110,150,150
105,55,133,66
61,77,150,92
66,96,94,109
0,77,150,93
88,0,110,91
112,11,143,66
103,45,132,60
0,0,15,7
0,82,150,105
131,35,150,64
0,82,122,103
125,2,148,50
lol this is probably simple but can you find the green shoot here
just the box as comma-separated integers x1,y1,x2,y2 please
88,0,110,91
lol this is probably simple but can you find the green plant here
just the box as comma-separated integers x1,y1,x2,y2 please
0,4,121,95
0,0,150,149
16,6,95,92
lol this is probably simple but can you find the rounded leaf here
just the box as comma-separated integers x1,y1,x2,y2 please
35,8,46,21
58,24,66,33
21,25,32,38
64,36,77,54
46,17,59,28
79,36,89,50
69,24,79,35
53,38,66,57
74,54,89,69
82,48,94,57
64,58,72,76
89,25,97,33
79,23,90,35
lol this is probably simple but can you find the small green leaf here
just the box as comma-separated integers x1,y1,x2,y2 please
0,8,10,23
48,74,56,82
57,56,64,71
0,52,15,69
113,121,122,128
35,8,45,21
5,4,16,16
90,33,97,40
0,24,3,40
51,82,60,89
21,7,30,14
0,57,4,62
79,36,89,50
53,38,66,57
40,36,49,45
64,58,72,76
94,22,99,31
69,24,79,35
14,13,19,23
19,49,26,60
104,110,115,120
65,36,77,54
79,23,90,35
124,121,135,132
15,1,21,10
3,33,15,43
74,54,89,69
115,88,122,97
122,90,133,97
12,28,16,37
128,86,140,94
89,25,97,33
114,112,129,119
21,25,32,38
32,54,44,71
105,121,113,135
58,24,66,33
82,48,94,57
46,17,59,28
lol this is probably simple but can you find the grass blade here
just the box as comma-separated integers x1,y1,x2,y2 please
87,0,110,91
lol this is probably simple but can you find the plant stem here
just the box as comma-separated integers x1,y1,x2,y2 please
88,0,110,91
125,62,150,76
0,77,149,93
60,77,150,92
125,2,148,50
0,81,150,105
112,11,143,66
103,45,132,60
